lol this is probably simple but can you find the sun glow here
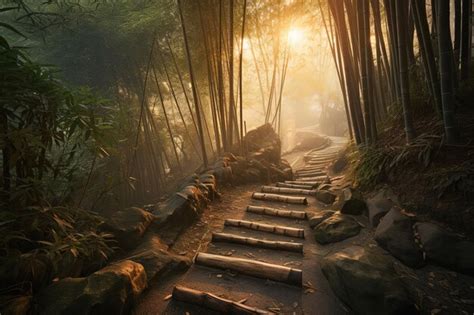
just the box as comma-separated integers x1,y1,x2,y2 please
287,27,305,45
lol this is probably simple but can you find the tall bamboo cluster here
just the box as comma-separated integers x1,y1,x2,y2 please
321,0,471,145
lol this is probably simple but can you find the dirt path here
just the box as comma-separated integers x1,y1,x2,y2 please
134,137,352,314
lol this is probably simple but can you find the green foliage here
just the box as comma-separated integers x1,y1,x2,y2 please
0,205,113,294
352,134,441,189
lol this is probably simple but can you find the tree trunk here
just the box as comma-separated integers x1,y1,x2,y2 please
436,0,460,144
395,0,417,143
460,0,472,80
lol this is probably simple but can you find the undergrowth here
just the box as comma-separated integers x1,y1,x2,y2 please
0,205,114,303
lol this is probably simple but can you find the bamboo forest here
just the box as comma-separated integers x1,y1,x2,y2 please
1,0,474,314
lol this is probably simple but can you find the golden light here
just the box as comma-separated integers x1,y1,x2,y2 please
287,28,305,45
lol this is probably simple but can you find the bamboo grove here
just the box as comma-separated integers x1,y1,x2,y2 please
321,0,472,146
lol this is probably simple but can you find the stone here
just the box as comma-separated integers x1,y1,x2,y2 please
126,234,191,282
37,260,147,315
340,188,368,215
416,222,474,275
102,207,155,250
367,189,399,227
309,210,335,228
321,246,418,315
153,184,206,227
244,124,281,164
375,208,425,268
315,190,337,204
314,213,361,244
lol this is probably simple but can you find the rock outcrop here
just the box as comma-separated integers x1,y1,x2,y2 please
374,208,424,268
367,189,398,227
321,246,418,315
101,207,155,250
416,222,474,275
308,210,335,228
313,213,361,244
37,260,147,315
315,190,337,205
339,188,368,215
125,234,191,282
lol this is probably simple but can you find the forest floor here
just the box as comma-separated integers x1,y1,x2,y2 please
133,136,474,315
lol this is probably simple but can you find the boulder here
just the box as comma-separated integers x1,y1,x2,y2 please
244,124,281,164
321,246,417,315
101,207,155,250
374,208,424,268
339,188,368,215
37,260,147,315
314,213,361,244
309,210,335,228
211,166,233,184
315,190,337,205
415,222,474,275
367,190,398,227
126,234,191,282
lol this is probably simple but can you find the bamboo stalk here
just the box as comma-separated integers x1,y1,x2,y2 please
251,192,308,205
246,205,306,220
172,286,270,315
260,186,314,196
295,176,328,182
284,181,319,188
212,232,303,253
177,0,209,167
276,182,315,190
195,252,302,286
224,219,305,238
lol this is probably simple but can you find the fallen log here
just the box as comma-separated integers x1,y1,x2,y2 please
246,205,307,219
172,285,270,314
260,186,314,196
276,182,314,190
284,180,319,188
252,192,308,205
224,219,305,238
212,232,303,252
195,252,303,286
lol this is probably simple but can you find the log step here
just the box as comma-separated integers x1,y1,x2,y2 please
295,171,327,177
295,175,328,182
212,232,303,253
195,252,303,286
276,182,315,190
246,205,307,219
252,192,308,205
284,180,319,188
224,219,305,238
260,186,314,196
172,286,270,314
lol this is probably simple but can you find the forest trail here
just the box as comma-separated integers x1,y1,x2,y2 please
134,137,354,315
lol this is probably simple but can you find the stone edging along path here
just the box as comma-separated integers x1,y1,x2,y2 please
32,124,295,314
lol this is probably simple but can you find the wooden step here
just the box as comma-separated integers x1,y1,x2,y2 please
246,205,307,219
224,219,305,238
260,186,314,196
295,171,326,177
212,232,303,253
252,192,308,205
295,175,328,182
195,252,303,286
172,286,270,314
276,182,314,190
284,180,319,188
